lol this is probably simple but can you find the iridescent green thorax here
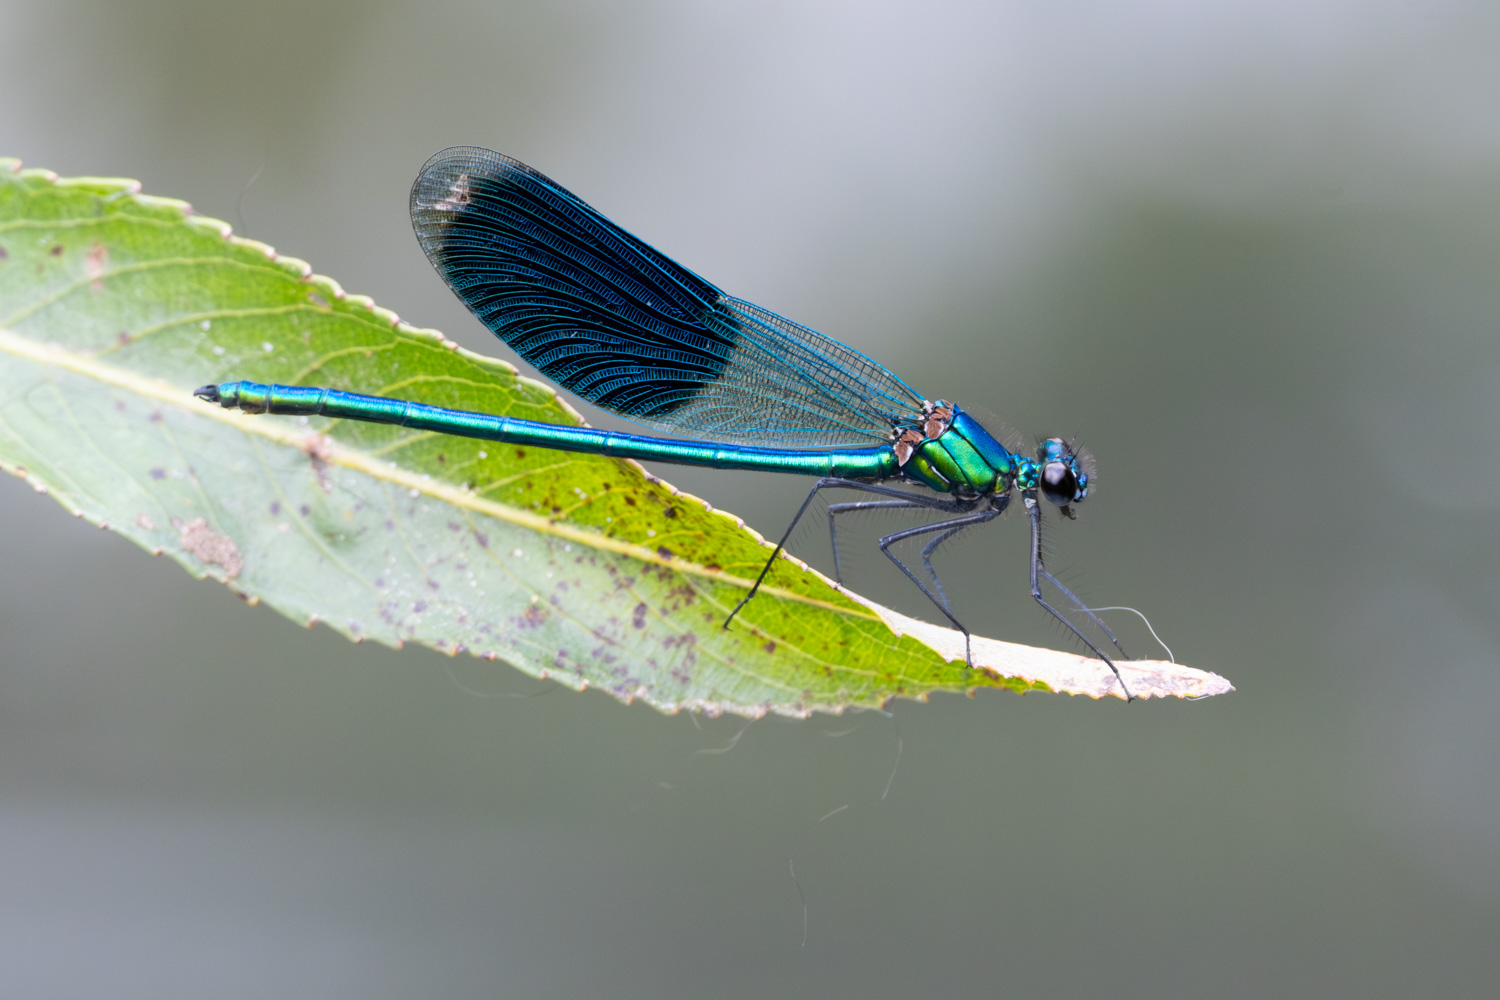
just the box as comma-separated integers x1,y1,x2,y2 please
894,401,1017,496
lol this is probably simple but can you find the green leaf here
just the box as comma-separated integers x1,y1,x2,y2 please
0,158,1231,715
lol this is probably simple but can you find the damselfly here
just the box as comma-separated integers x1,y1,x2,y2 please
196,147,1132,698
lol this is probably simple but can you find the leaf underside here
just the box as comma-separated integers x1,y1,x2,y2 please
0,158,1232,716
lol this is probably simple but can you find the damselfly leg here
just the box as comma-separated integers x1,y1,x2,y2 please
875,504,1004,667
726,478,973,629
826,499,932,584
1025,491,1132,700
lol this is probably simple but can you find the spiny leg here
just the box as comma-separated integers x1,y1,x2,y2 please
726,479,968,629
1036,566,1127,659
826,500,931,583
917,525,966,612
1024,492,1133,701
877,506,1002,667
916,491,1010,616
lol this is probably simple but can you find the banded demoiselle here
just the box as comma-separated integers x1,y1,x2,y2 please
195,147,1132,699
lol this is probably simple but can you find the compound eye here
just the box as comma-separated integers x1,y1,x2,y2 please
1040,461,1079,506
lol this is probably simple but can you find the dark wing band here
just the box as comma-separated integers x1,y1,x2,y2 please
410,146,924,447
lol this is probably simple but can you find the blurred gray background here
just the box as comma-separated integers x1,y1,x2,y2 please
3,1,1499,996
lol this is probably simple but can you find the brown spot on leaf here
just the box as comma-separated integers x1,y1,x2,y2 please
49,244,63,256
301,433,334,493
656,546,673,561
302,432,334,462
86,242,107,289
632,603,647,629
179,517,243,578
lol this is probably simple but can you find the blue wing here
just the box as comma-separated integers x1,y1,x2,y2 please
409,147,925,447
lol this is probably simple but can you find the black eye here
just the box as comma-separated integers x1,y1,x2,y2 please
1040,461,1078,506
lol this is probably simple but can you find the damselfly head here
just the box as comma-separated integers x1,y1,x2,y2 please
1037,437,1092,515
